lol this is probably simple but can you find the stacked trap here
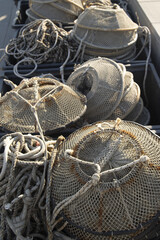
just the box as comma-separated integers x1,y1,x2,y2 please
69,4,139,61
67,57,150,125
26,0,84,25
51,119,160,239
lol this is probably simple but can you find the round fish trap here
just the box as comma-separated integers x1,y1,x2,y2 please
0,77,87,133
67,57,124,122
124,97,144,122
109,73,141,119
29,0,83,24
69,4,138,60
51,119,160,240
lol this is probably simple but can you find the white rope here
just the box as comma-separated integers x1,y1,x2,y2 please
0,117,55,239
13,57,38,79
143,27,152,107
70,30,88,62
100,155,149,176
60,47,71,84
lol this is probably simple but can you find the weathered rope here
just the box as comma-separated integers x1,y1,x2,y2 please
5,19,77,81
0,132,56,239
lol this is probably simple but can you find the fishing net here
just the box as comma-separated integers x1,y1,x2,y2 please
50,119,160,240
28,0,83,24
0,76,87,134
0,132,56,239
67,57,124,122
124,97,144,122
32,0,83,16
5,19,76,81
69,4,139,60
109,81,141,120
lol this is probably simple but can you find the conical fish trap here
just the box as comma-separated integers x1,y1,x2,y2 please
28,0,83,24
69,4,138,60
51,119,160,239
0,77,87,133
67,57,124,122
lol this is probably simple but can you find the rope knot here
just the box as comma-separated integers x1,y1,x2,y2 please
92,173,100,186
64,149,74,159
30,105,36,113
113,179,120,190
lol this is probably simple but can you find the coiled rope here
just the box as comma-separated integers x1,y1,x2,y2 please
5,19,77,82
0,132,56,239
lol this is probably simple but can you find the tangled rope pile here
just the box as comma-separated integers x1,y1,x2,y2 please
5,19,79,80
0,132,57,239
6,19,70,64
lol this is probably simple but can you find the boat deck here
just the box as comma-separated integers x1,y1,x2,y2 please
128,0,160,76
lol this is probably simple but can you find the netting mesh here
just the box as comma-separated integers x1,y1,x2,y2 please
0,77,87,133
124,97,144,122
69,4,138,60
28,0,83,23
67,57,124,122
109,82,141,120
51,119,160,239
